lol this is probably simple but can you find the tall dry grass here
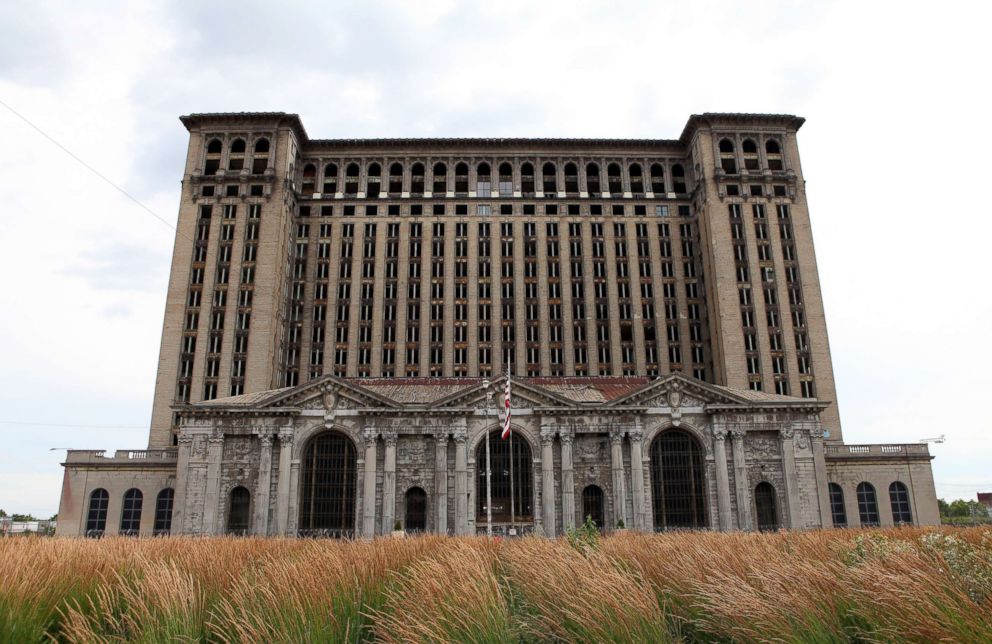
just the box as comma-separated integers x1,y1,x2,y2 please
0,527,990,643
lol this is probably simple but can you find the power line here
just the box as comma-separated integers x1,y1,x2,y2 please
0,97,188,242
0,421,145,430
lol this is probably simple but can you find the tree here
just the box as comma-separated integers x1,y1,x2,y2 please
11,513,36,522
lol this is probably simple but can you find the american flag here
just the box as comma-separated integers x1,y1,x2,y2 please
501,371,512,439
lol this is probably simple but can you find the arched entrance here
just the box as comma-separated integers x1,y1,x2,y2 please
754,482,779,532
405,487,427,532
581,484,605,528
650,429,708,530
475,429,533,527
299,431,358,537
227,486,251,535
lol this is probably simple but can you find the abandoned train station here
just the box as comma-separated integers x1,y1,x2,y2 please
57,112,939,537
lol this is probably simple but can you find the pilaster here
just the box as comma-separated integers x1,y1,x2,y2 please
609,428,627,528
275,428,294,535
712,427,732,531
731,427,752,531
435,431,449,534
779,425,802,529
540,428,556,537
254,431,273,535
629,427,647,531
560,428,576,530
362,428,378,538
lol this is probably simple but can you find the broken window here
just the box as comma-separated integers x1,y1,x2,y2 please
629,163,644,195
366,163,381,197
252,138,270,174
607,163,622,194
766,139,783,171
228,138,246,172
301,164,316,196
542,162,557,194
204,138,222,175
743,139,759,170
672,164,686,193
650,163,665,193
564,162,579,195
410,162,424,195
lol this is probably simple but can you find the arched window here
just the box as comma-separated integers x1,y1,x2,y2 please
154,488,174,536
581,484,604,528
345,163,360,196
718,138,737,174
476,430,533,524
432,162,448,194
366,163,381,198
301,163,316,197
477,162,491,197
299,431,357,537
411,162,425,195
742,139,759,170
672,164,686,193
856,482,880,527
586,162,601,195
204,139,222,176
323,163,338,194
542,162,557,194
405,486,427,532
228,139,246,172
754,482,778,532
629,163,644,194
388,162,404,195
498,162,513,196
227,486,251,535
650,429,707,530
252,139,270,174
889,481,913,524
120,488,143,536
607,163,622,194
765,139,783,171
650,163,665,193
86,488,109,537
454,162,469,195
828,482,847,528
521,162,535,196
564,162,579,195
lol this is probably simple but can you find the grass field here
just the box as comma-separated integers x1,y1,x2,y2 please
1,527,991,642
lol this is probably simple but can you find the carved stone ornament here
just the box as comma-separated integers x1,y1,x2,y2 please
795,430,810,450
559,429,574,446
779,426,795,440
667,381,684,409
323,386,338,413
730,427,747,440
609,429,624,445
712,427,728,442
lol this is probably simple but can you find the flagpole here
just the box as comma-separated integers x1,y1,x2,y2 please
508,365,515,532
484,379,493,537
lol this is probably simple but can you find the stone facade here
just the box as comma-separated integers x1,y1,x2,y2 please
57,374,939,536
56,112,940,536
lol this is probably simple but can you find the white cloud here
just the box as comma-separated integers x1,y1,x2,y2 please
0,0,990,517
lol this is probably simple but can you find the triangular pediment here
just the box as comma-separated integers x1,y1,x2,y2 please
432,376,581,410
264,375,401,410
605,373,747,408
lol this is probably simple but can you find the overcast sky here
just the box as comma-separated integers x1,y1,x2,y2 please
1,0,990,518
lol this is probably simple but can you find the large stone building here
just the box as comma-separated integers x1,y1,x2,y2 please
57,112,938,537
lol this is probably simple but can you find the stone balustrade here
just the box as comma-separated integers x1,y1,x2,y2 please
824,443,930,458
65,449,178,463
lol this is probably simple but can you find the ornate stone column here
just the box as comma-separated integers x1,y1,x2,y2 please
779,425,803,529
381,432,398,534
454,431,469,535
202,435,224,535
629,428,646,531
712,427,732,531
560,429,576,530
254,432,273,536
610,428,628,528
435,432,449,534
541,429,556,537
362,429,378,538
275,429,294,535
731,427,752,531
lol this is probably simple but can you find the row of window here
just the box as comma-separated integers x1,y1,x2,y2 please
204,137,270,176
297,202,692,218
298,160,689,198
85,488,174,537
828,481,914,528
717,137,785,174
